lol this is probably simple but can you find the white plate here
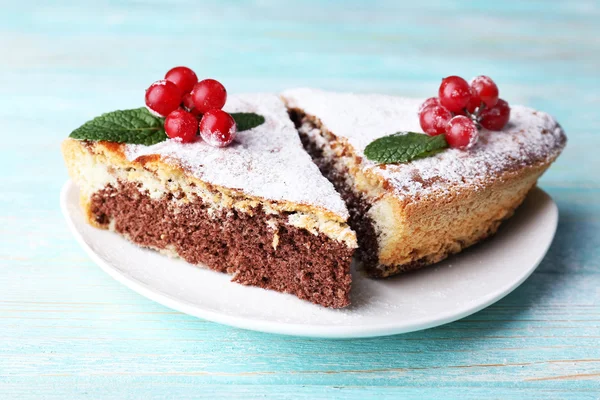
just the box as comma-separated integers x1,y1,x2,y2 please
61,180,558,338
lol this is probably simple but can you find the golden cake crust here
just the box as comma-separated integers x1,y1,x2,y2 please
369,157,553,277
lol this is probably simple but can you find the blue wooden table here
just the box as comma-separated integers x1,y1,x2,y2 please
1,1,599,398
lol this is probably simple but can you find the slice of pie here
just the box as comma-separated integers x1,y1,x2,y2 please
62,94,356,308
282,88,566,278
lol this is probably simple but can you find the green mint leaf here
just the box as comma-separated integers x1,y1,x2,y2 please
69,108,167,146
231,112,266,132
364,132,448,164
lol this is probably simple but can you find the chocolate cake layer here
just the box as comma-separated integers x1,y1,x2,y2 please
90,182,353,308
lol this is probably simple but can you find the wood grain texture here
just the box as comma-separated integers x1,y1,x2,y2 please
0,0,599,398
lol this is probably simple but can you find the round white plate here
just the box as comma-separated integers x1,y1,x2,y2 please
61,180,558,338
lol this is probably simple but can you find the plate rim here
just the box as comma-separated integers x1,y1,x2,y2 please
60,180,558,338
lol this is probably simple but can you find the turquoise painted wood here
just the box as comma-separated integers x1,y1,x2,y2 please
1,0,599,398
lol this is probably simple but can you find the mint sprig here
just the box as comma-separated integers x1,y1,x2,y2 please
69,108,168,146
69,108,266,145
364,132,448,164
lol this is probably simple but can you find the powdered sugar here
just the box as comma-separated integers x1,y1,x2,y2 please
283,88,566,200
126,93,349,218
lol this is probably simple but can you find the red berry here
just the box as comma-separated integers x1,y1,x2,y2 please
438,76,471,112
199,109,237,147
419,97,440,113
182,92,195,110
164,109,198,143
465,87,480,114
480,99,511,131
145,80,182,117
191,79,227,114
182,92,202,117
470,75,499,108
445,116,478,149
419,105,452,136
165,66,198,94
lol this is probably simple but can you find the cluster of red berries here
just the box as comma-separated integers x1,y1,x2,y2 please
419,75,511,149
145,67,236,147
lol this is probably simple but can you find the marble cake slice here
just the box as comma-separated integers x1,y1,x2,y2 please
283,88,566,278
62,93,357,308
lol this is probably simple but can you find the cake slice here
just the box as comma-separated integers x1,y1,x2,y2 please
282,88,566,278
62,94,356,308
